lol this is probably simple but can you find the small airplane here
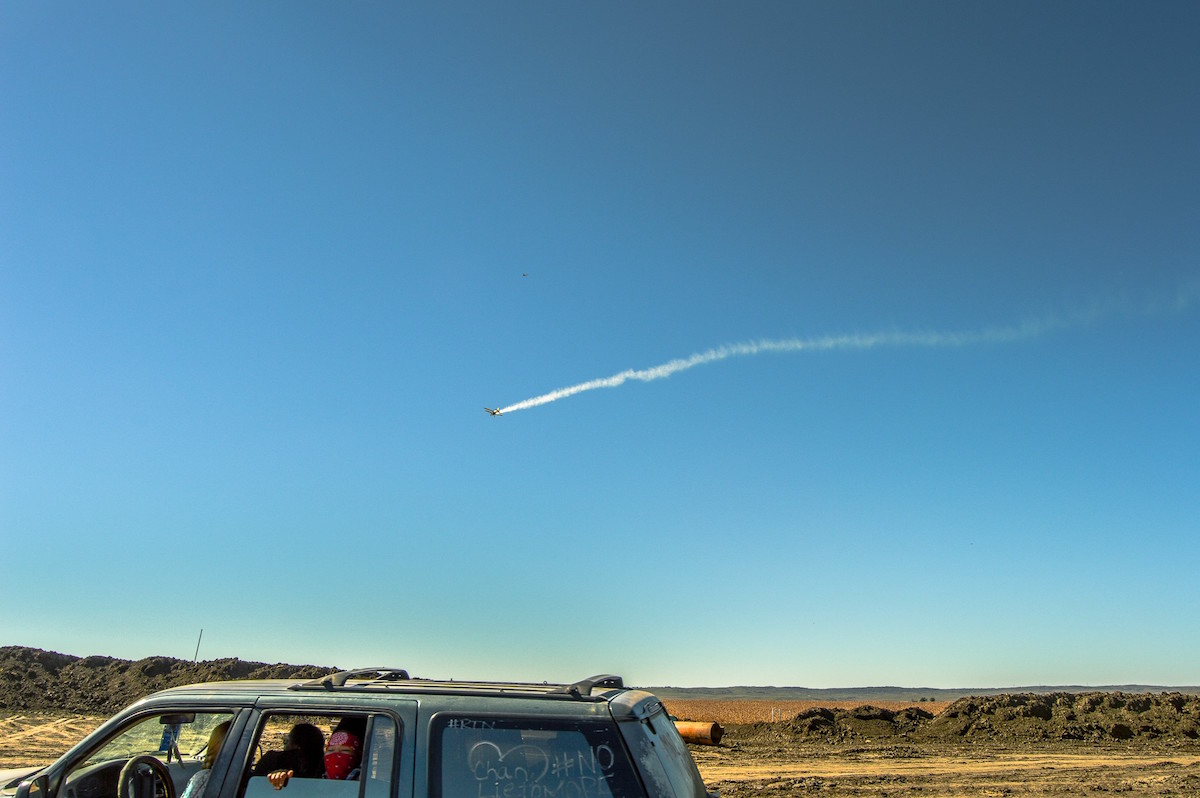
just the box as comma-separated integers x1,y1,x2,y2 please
484,407,503,416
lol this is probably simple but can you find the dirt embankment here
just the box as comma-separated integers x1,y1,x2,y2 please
0,646,336,716
676,695,1200,798
719,692,1200,746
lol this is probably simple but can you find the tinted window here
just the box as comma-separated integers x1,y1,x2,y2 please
616,712,706,798
432,716,645,798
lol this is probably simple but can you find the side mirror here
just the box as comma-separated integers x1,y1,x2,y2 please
15,776,49,798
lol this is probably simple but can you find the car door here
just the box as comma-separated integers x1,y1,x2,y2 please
219,701,416,798
45,707,251,798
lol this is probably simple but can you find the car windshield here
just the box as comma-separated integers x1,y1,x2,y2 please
80,713,234,767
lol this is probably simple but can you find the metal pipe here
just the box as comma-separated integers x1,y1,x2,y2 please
673,720,724,745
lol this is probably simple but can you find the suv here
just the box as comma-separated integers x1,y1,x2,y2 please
6,669,710,798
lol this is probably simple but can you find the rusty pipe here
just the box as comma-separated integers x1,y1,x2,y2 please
673,720,724,745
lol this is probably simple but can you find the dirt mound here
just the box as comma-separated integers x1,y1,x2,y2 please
0,646,337,715
920,691,1200,743
769,705,934,741
731,693,1200,746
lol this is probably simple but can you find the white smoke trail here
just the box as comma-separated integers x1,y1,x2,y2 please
497,316,1069,415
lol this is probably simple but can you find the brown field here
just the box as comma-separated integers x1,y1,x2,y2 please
0,713,107,768
664,698,1200,797
663,698,952,724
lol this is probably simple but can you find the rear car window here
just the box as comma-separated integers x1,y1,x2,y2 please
432,716,646,798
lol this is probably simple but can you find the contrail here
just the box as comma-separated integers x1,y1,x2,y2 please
494,285,1199,415
496,318,1064,415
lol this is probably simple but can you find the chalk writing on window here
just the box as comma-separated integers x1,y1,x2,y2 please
465,740,618,798
446,718,497,730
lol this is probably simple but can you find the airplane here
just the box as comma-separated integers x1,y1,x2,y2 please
484,407,503,416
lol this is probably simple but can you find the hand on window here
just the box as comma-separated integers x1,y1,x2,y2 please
267,771,294,790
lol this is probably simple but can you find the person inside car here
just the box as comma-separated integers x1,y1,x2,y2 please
267,718,364,789
179,721,231,798
254,723,325,780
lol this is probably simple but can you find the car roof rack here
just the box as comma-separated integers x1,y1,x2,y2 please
295,667,411,690
553,674,624,697
289,669,625,700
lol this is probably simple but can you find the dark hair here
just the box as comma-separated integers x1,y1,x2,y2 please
333,716,367,739
286,723,327,777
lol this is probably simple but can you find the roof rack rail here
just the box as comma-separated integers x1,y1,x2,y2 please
553,674,624,697
294,667,411,690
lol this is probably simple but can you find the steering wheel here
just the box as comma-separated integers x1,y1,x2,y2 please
117,756,177,798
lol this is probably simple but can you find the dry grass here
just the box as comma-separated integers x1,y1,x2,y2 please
662,698,952,724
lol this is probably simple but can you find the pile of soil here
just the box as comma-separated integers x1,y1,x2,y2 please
0,646,337,715
735,693,1200,746
782,705,936,739
923,692,1200,743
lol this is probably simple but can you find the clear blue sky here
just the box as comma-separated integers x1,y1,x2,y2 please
2,2,1197,689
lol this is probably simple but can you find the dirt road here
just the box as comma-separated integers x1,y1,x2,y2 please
0,714,106,768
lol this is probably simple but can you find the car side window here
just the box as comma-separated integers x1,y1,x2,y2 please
431,716,645,798
238,714,397,798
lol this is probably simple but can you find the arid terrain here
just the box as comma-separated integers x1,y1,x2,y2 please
5,647,1200,796
665,697,1200,796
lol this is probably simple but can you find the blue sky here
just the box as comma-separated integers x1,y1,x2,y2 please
2,2,1197,689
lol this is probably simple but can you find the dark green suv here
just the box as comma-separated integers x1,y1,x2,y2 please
7,669,710,798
